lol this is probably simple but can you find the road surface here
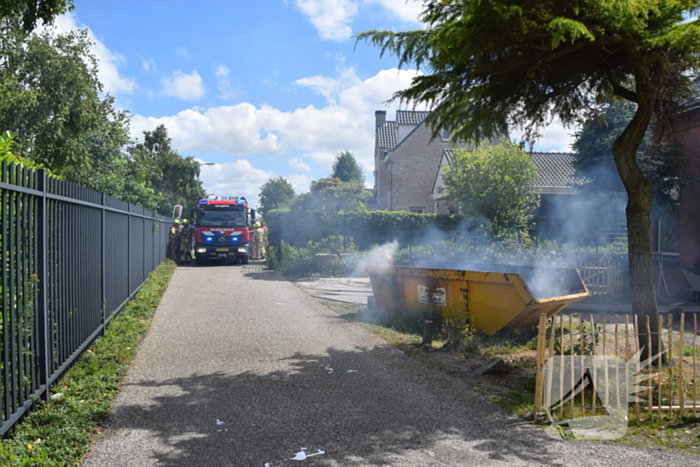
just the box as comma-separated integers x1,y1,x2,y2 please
82,262,699,466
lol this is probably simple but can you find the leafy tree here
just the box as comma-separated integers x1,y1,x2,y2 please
442,142,540,240
573,103,680,210
0,26,161,208
292,177,370,214
0,0,72,32
128,125,207,216
258,176,296,216
0,28,128,176
331,150,364,185
286,177,370,258
357,0,700,353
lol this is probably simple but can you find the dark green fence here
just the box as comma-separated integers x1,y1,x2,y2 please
0,161,171,435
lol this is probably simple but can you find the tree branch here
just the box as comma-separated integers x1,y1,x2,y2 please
610,81,638,103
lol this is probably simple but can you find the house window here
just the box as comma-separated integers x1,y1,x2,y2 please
441,128,451,141
410,207,425,214
448,208,457,215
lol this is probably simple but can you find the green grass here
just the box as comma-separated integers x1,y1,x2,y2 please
0,260,176,466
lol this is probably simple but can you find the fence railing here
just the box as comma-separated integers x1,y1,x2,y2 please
574,260,623,295
0,161,171,435
534,312,700,425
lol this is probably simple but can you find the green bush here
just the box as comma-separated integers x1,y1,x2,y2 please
266,209,465,251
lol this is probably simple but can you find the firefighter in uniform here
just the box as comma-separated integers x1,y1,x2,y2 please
250,221,262,259
179,219,193,264
168,219,181,260
259,224,267,259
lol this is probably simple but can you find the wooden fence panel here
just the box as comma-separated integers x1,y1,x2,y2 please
534,312,700,422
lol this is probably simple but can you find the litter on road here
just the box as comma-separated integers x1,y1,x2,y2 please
289,448,325,461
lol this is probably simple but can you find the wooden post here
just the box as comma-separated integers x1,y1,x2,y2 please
559,314,565,419
658,315,664,413
421,320,434,346
545,315,557,418
646,315,653,416
679,313,685,418
570,314,575,415
579,315,585,417
694,314,697,414
533,313,548,419
590,314,597,416
667,313,673,413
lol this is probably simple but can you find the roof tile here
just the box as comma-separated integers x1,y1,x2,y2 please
396,110,430,125
377,121,398,149
443,149,581,188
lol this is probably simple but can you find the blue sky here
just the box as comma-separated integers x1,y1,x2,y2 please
55,0,573,208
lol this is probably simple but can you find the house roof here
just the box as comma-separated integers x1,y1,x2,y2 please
396,110,430,125
441,149,581,190
376,111,431,149
530,152,580,188
377,121,398,149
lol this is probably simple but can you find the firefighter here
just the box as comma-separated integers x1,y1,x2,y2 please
179,219,193,264
250,221,261,259
259,224,267,259
168,219,181,260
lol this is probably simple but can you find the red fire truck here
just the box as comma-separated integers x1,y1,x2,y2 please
192,196,256,265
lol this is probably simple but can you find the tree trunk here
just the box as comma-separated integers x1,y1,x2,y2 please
611,97,664,366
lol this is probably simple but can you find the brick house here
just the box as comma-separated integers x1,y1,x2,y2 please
368,110,468,213
674,104,700,269
369,110,583,218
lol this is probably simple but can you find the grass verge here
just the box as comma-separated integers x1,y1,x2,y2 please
0,260,176,467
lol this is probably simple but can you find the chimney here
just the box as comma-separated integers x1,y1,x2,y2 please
375,110,387,127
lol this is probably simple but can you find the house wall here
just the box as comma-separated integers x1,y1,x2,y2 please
388,125,455,213
674,107,700,269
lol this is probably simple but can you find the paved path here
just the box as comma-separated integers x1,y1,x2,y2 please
83,262,699,466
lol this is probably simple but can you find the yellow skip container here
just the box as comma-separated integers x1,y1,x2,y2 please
367,262,588,335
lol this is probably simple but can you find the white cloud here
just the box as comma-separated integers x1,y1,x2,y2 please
294,0,358,41
290,158,312,171
294,66,360,105
176,46,190,59
161,70,206,101
215,65,238,100
364,0,423,23
131,67,423,185
198,160,274,208
287,174,313,194
511,117,576,152
52,13,136,95
142,58,157,73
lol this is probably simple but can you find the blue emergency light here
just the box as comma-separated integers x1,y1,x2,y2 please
198,199,208,204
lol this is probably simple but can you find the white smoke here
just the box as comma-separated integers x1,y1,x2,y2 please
348,241,399,276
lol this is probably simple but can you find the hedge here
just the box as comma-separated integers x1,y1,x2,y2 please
265,209,466,251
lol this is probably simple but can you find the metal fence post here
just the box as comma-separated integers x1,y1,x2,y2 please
127,206,131,294
101,193,106,331
35,169,49,401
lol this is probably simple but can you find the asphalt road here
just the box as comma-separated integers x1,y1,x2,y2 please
82,262,700,466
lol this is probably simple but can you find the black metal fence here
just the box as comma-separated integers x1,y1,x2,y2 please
0,161,171,435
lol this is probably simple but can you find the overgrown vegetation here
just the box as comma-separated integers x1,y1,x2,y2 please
441,142,540,241
0,260,175,467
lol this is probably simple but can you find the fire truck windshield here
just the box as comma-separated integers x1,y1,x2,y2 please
196,208,246,228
